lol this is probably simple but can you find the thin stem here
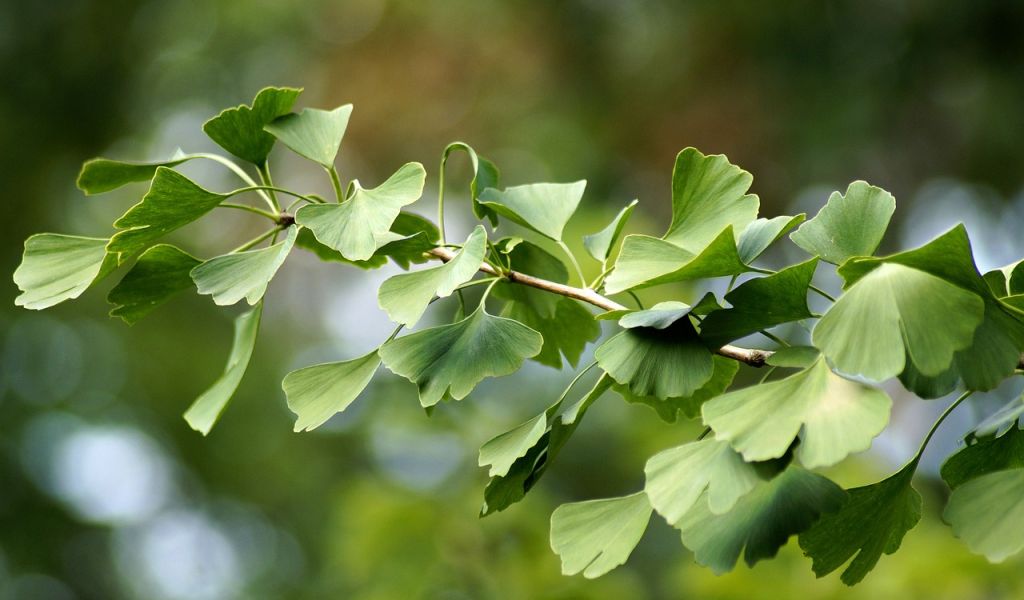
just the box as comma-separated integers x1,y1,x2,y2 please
384,323,405,343
437,154,448,245
590,264,614,290
758,366,778,384
556,361,600,405
328,166,345,202
759,330,790,347
219,203,279,221
227,185,319,205
726,274,739,293
456,289,467,319
916,391,973,459
557,240,587,288
190,152,275,212
697,426,712,441
258,162,282,213
627,290,645,310
231,226,282,253
809,284,837,303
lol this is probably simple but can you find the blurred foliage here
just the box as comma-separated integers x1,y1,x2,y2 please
2,0,1024,598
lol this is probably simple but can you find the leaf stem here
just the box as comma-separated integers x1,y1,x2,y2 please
759,330,790,347
258,162,282,213
557,240,587,288
328,166,345,202
437,154,448,245
555,361,600,405
231,226,283,253
219,203,280,221
190,152,275,212
916,391,973,459
627,290,645,310
227,185,319,206
749,265,836,302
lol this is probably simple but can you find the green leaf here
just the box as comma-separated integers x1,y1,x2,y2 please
550,492,652,578
897,357,960,399
790,181,895,265
494,240,568,318
295,162,426,261
971,396,1024,439
14,234,115,310
663,147,759,250
379,305,543,407
699,258,817,347
264,104,352,167
944,468,1024,562
77,155,192,195
941,425,1024,490
184,303,262,435
583,199,638,263
596,317,714,400
294,211,437,270
482,374,612,515
107,244,200,324
677,466,845,574
736,214,806,264
478,181,586,242
604,228,748,294
108,167,227,262
501,297,600,369
378,226,486,327
617,301,691,329
191,226,297,306
703,358,891,468
283,350,381,432
615,356,739,422
645,438,764,524
765,346,820,369
294,227,386,269
203,87,302,165
442,142,501,226
813,263,984,381
799,462,922,585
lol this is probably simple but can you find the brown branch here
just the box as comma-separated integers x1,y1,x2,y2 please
429,247,771,367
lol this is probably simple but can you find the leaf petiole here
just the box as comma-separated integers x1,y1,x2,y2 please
328,166,345,202
557,240,587,288
219,203,280,221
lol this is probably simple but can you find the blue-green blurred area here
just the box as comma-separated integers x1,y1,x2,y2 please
3,0,1024,598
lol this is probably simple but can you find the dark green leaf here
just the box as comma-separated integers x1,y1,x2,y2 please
108,244,200,324
614,356,739,422
77,155,191,195
941,425,1024,490
790,181,895,264
596,318,713,400
203,87,302,165
442,142,501,226
501,297,600,369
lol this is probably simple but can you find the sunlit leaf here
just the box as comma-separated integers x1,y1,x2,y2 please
283,350,380,432
604,228,748,294
478,181,586,242
790,181,895,264
77,154,192,195
617,301,691,329
296,162,426,261
264,104,352,167
184,303,262,435
191,226,296,306
583,199,638,263
379,305,543,407
203,86,302,165
108,244,200,324
443,142,501,226
378,225,486,327
799,462,922,585
108,167,227,262
14,234,115,310
677,466,845,574
765,346,820,369
736,214,805,264
944,468,1024,562
703,358,891,468
550,492,652,578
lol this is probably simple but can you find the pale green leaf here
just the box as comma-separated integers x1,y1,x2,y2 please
736,214,806,264
264,105,352,167
478,181,586,242
479,412,549,478
618,301,691,329
203,87,302,165
972,396,1024,439
703,358,891,468
604,228,748,294
944,468,1024,562
584,199,638,262
14,234,115,310
378,225,486,327
283,350,381,432
379,305,543,407
765,346,820,369
790,181,895,264
296,162,426,261
550,492,652,578
108,244,200,324
108,167,227,261
184,303,262,435
191,226,297,306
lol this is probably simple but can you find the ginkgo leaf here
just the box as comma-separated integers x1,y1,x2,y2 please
264,105,352,167
941,425,1024,490
677,466,845,574
790,181,895,264
442,142,501,226
283,350,381,432
77,155,192,195
596,317,713,400
944,468,1024,562
184,303,262,435
583,199,638,263
108,167,227,262
614,356,740,422
645,438,765,524
296,162,426,261
971,396,1024,439
108,244,201,324
191,226,297,306
550,492,653,578
617,301,691,329
663,147,759,250
699,258,817,347
736,214,806,264
813,263,984,382
604,228,748,294
378,225,486,327
379,305,543,407
501,297,600,369
765,346,820,369
799,461,922,585
478,181,586,242
14,234,116,310
482,374,613,515
702,358,891,468
203,86,302,165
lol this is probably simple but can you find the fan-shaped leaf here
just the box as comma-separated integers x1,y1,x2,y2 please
614,356,739,422
584,199,638,262
14,234,115,310
550,492,652,578
604,228,748,294
478,181,585,242
108,244,200,324
264,104,352,167
442,142,501,226
283,350,381,432
191,226,297,306
737,214,806,264
77,155,192,195
941,425,1024,490
944,468,1024,562
790,181,895,264
203,87,302,165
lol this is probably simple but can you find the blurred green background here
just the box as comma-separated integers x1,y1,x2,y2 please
3,1,1024,598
